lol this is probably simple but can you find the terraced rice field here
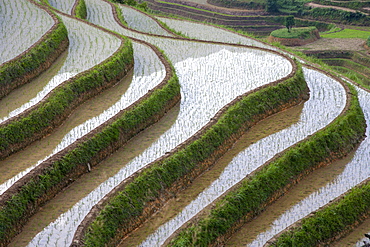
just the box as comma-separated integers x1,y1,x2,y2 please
1,0,370,247
0,0,54,64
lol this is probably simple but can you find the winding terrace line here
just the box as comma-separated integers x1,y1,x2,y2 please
138,65,348,246
22,1,298,246
0,0,181,246
249,84,370,247
110,6,368,245
0,0,68,99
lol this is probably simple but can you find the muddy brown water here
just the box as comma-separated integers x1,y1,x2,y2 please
0,51,68,119
224,149,357,247
8,102,180,246
0,68,133,185
116,103,305,247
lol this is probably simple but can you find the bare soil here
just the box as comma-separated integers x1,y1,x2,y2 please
294,38,366,51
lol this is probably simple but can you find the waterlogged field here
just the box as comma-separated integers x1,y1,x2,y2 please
48,0,76,15
24,1,294,246
0,14,121,123
4,0,370,246
119,5,174,36
156,17,272,48
140,67,347,246
240,86,370,247
0,0,54,64
0,41,163,194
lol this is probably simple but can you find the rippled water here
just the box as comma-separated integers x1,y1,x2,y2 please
48,0,75,15
0,0,53,64
246,86,370,247
140,67,346,246
0,14,120,124
26,3,292,245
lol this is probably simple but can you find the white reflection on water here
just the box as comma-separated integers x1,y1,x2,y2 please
0,14,120,124
139,68,346,246
0,0,53,64
27,44,291,247
247,87,370,247
48,0,75,15
0,42,164,194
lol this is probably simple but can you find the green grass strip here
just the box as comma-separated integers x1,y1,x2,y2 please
270,26,317,39
270,180,370,246
0,49,179,246
0,15,68,99
0,37,134,158
74,0,87,19
170,83,366,246
321,29,370,39
82,63,308,247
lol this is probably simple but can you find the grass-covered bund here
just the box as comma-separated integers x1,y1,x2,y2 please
0,3,69,100
73,0,87,19
0,34,134,159
0,40,180,246
268,178,370,246
168,74,366,246
74,59,309,247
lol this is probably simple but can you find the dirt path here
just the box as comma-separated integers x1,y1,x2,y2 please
306,2,368,15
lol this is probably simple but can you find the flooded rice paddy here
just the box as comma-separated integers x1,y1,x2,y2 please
0,0,53,64
25,2,292,246
2,0,369,246
139,67,346,246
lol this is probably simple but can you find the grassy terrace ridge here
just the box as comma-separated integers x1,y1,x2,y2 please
74,57,307,246
0,34,133,160
267,177,370,246
0,38,179,247
270,26,318,39
0,0,69,100
169,70,366,247
73,0,87,19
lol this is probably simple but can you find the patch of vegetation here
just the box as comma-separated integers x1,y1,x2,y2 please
271,26,317,39
74,0,87,19
208,0,266,10
170,82,366,246
323,58,370,76
312,0,370,11
321,28,370,39
111,0,148,11
270,179,370,246
303,8,370,25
